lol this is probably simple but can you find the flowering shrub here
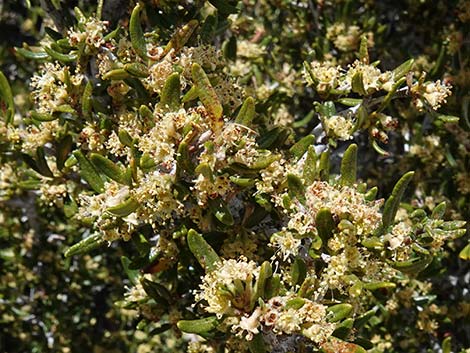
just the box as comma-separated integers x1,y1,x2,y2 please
1,1,469,352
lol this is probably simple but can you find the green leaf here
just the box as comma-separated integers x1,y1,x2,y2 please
0,71,15,124
64,234,106,258
165,20,199,54
251,261,272,307
340,144,357,186
158,73,181,112
177,316,219,335
327,303,353,323
43,46,77,62
303,146,317,185
382,171,414,230
391,255,433,274
392,58,414,79
319,150,330,181
90,153,127,184
235,96,256,126
81,80,93,119
359,35,369,64
208,198,234,226
208,0,238,15
73,150,105,193
192,63,223,127
290,257,307,286
364,186,378,201
316,208,335,243
351,72,367,95
289,135,315,159
287,174,306,204
15,47,49,60
187,229,221,272
129,4,147,59
362,282,396,290
124,62,149,78
35,147,54,177
56,135,73,171
140,278,172,305
106,197,139,217
102,68,129,80
431,201,446,219
248,333,267,353
459,243,470,261
121,256,140,285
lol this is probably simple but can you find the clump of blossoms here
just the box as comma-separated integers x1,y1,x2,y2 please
0,3,467,353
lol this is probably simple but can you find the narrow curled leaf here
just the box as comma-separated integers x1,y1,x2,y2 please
290,257,307,286
81,80,93,119
287,174,306,204
319,150,330,181
359,35,369,64
252,261,272,307
352,72,367,95
15,47,49,60
187,229,220,271
124,62,149,78
391,255,433,274
316,208,335,243
0,71,14,124
106,197,139,217
158,72,181,112
129,4,147,59
303,146,317,185
431,201,446,219
44,46,77,62
459,243,470,261
102,68,129,80
208,198,234,226
340,144,358,186
56,135,73,171
64,234,106,258
90,153,127,184
73,150,105,193
382,171,414,229
165,20,199,54
289,135,315,159
177,316,219,335
192,63,223,123
364,186,378,201
392,58,414,79
327,303,353,322
235,96,255,126
31,111,56,122
36,147,54,178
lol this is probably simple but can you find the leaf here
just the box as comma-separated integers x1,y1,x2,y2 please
391,255,433,274
124,62,149,78
248,333,267,353
359,35,369,64
319,150,330,181
35,147,54,177
208,0,238,15
187,229,221,272
121,256,140,285
129,4,147,59
64,234,106,258
362,282,396,290
431,201,446,219
0,71,15,124
392,58,414,79
340,144,357,186
177,316,219,335
303,146,317,185
289,135,315,159
378,77,406,112
290,257,307,286
73,150,105,193
382,171,414,230
192,63,223,129
287,174,306,204
140,278,172,305
102,68,129,80
165,20,199,54
81,80,93,119
208,198,234,226
158,73,181,112
235,96,255,126
251,261,272,307
56,135,73,171
15,47,49,60
351,72,367,95
44,46,77,62
327,303,353,323
364,186,378,201
316,208,335,243
106,197,139,217
459,243,470,261
90,153,127,184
